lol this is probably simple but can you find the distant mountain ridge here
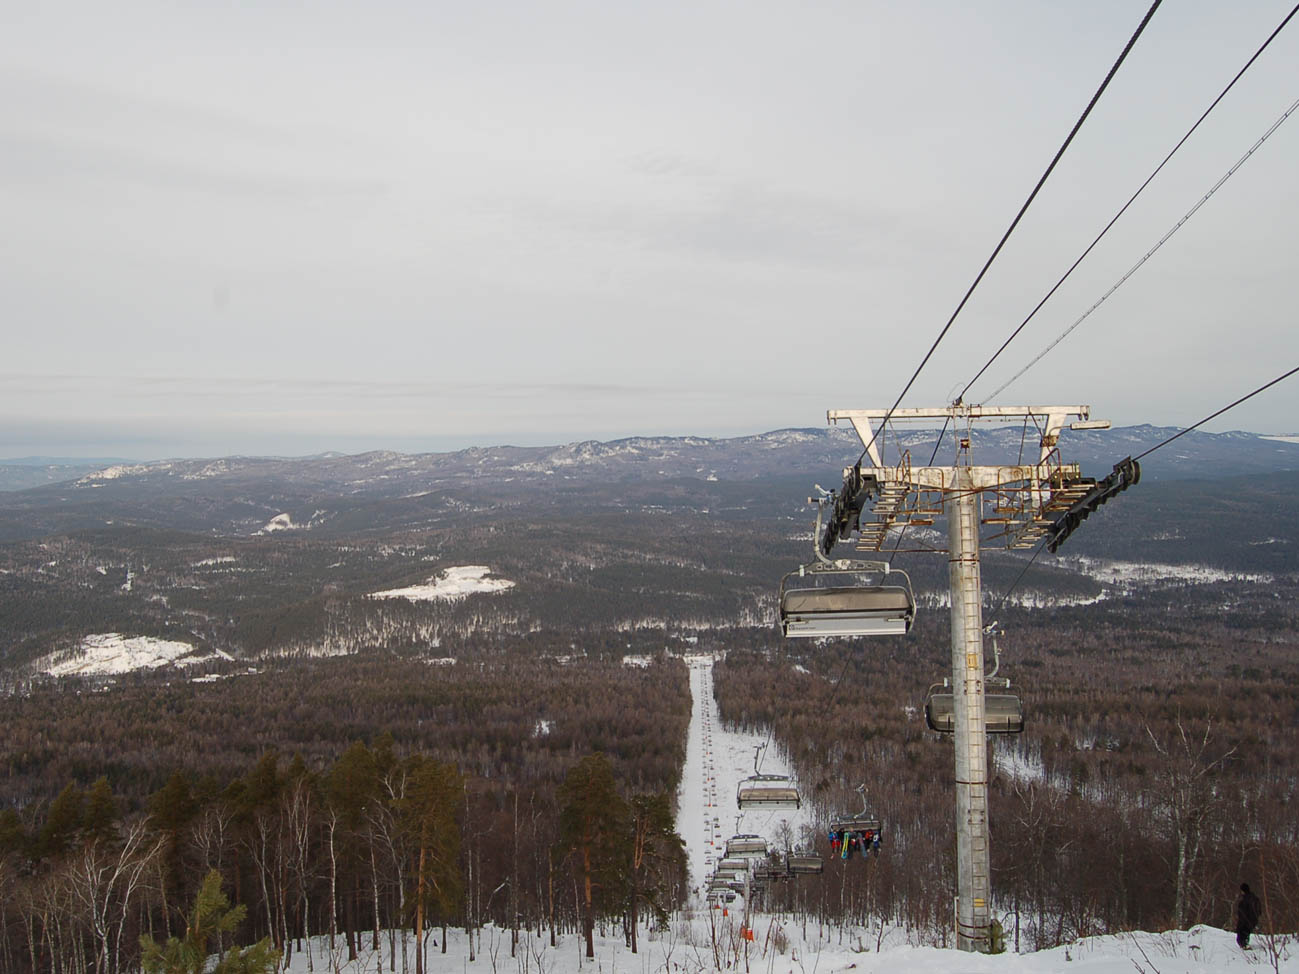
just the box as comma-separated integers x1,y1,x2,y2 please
5,424,1298,495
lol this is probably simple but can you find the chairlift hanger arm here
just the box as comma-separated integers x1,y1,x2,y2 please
1045,456,1141,553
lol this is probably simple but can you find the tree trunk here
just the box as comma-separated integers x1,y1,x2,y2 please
415,846,426,974
582,845,594,959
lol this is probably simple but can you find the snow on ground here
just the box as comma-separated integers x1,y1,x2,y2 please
370,565,516,602
1063,556,1272,587
42,633,232,677
1000,591,1106,609
678,657,815,902
995,555,1272,609
191,667,259,683
258,513,299,533
995,745,1047,786
273,656,1298,973
278,917,1295,974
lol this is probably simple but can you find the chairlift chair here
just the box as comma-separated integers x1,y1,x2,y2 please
752,861,788,882
785,851,824,875
832,784,883,840
779,560,916,638
923,683,1024,735
736,742,801,810
725,834,769,858
717,858,748,874
737,774,801,810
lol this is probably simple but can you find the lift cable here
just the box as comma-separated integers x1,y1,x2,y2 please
850,0,1164,470
984,92,1299,404
961,1,1299,404
992,364,1299,607
991,540,1049,616
1133,364,1299,463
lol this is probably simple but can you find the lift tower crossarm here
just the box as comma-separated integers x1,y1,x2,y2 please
828,405,1092,467
822,405,1097,553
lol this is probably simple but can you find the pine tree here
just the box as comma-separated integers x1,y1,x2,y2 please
399,757,463,974
82,777,118,845
626,792,686,953
140,869,279,974
558,753,629,959
39,782,84,859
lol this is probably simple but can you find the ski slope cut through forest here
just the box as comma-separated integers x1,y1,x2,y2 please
678,656,814,901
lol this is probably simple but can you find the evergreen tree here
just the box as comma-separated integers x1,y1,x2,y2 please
82,776,118,845
38,782,84,859
625,792,686,953
558,753,629,959
325,741,379,960
149,770,200,935
140,869,279,974
0,807,29,859
399,757,463,974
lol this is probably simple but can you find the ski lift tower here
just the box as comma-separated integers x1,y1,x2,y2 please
822,404,1110,952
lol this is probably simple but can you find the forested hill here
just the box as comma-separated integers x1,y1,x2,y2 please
4,423,1299,495
2,428,1299,676
2,424,1298,542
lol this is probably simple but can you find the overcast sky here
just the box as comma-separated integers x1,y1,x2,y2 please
4,0,1298,459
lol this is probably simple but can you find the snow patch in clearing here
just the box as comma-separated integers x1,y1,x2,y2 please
43,634,232,677
370,565,515,602
1065,555,1272,586
533,719,553,738
191,667,259,684
622,654,653,667
258,513,298,533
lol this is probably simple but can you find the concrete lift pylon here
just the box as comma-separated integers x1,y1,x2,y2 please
824,403,1108,952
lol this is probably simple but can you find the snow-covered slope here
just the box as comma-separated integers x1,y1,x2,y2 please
276,913,1291,973
678,657,815,900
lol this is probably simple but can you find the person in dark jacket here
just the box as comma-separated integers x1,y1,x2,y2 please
1236,882,1262,949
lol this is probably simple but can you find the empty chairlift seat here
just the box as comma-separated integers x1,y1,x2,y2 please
752,861,788,882
779,563,916,638
737,774,801,810
725,834,769,858
924,690,1024,734
785,852,824,875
